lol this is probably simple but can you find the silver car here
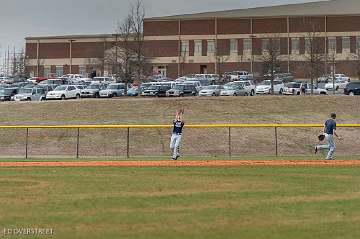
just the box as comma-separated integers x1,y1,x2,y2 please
13,87,46,101
199,85,223,96
99,83,125,98
220,83,246,96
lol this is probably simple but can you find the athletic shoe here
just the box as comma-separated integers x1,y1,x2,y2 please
314,146,318,154
172,157,177,161
176,155,180,160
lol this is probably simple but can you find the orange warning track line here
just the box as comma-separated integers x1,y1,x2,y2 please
0,160,360,167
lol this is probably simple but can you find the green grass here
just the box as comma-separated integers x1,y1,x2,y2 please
0,165,359,239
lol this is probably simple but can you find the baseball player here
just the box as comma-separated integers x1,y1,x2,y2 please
315,113,342,160
170,109,185,160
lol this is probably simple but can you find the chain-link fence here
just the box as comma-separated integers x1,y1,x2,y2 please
0,125,359,158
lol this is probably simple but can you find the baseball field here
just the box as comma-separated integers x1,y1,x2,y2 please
0,96,359,238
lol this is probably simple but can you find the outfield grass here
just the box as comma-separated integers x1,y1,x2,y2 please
0,165,359,239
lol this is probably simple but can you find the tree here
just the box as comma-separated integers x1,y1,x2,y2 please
131,0,146,81
302,21,325,94
262,37,281,94
109,0,147,93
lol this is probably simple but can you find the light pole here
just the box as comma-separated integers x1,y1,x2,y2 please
68,39,76,74
250,35,256,74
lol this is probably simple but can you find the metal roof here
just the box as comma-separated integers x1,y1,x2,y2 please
146,0,360,20
25,34,114,40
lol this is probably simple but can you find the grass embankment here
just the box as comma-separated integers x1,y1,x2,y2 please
0,96,358,157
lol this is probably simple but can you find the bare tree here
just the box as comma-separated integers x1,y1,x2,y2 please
262,36,281,94
131,0,146,81
302,21,325,94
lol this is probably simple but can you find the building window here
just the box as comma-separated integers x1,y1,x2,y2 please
328,37,336,52
243,39,252,51
342,37,350,51
180,41,189,54
194,40,202,54
44,66,51,77
262,39,270,51
207,40,215,53
56,66,63,77
79,65,86,76
230,39,238,53
305,38,311,53
356,37,360,50
291,38,300,53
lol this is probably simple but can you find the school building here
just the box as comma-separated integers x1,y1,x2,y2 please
25,0,360,79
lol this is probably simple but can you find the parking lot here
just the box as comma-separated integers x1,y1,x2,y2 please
0,72,358,104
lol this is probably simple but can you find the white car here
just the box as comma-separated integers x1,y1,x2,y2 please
91,77,116,84
256,80,285,95
284,82,304,95
198,85,223,96
46,85,82,100
325,79,349,91
233,80,256,96
227,71,253,81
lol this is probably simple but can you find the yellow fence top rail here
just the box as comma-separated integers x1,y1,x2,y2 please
0,124,359,129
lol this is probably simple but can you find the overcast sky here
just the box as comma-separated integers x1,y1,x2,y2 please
0,0,320,59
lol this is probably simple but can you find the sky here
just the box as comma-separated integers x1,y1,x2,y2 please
0,0,321,62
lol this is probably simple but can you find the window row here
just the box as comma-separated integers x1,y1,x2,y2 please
43,65,87,77
180,37,360,55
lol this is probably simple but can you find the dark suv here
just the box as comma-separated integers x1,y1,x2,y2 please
141,85,171,97
344,82,360,95
0,87,19,101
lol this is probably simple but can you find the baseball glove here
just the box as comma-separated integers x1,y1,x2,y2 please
318,134,326,141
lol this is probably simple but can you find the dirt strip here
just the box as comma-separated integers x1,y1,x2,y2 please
0,160,359,167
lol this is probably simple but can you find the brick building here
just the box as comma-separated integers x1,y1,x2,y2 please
25,0,360,79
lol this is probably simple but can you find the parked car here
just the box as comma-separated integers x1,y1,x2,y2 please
275,73,294,83
305,84,328,95
91,77,115,84
227,71,253,81
328,73,350,82
99,83,125,98
127,87,140,96
46,85,81,100
39,84,57,94
13,87,46,101
220,83,246,96
166,84,197,97
325,79,349,91
38,79,65,86
80,84,106,98
0,87,18,101
233,80,256,96
344,81,360,95
141,85,171,97
139,83,153,94
284,82,304,95
199,85,223,96
256,80,285,95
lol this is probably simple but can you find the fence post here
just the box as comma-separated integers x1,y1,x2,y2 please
25,128,29,159
76,128,80,159
228,126,231,157
126,127,130,159
275,127,278,157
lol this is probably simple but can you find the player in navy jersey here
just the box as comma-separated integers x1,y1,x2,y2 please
170,109,185,160
315,113,342,160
